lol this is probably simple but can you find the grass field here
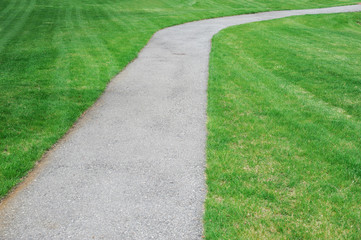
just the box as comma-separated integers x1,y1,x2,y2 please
1,0,359,198
205,12,361,239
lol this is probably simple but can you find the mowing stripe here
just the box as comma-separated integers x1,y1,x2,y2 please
0,0,36,54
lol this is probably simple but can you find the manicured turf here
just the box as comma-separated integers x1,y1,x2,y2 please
205,12,361,239
1,0,358,198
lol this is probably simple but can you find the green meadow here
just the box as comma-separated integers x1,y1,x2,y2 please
205,12,361,239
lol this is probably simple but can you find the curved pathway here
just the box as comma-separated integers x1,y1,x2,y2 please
1,5,361,239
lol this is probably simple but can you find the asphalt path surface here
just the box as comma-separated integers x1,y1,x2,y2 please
1,5,361,239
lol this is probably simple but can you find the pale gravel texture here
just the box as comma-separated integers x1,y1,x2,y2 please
1,5,361,239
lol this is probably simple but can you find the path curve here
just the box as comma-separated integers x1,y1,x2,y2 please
1,5,361,239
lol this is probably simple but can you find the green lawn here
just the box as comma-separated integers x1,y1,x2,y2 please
205,12,361,239
1,0,359,198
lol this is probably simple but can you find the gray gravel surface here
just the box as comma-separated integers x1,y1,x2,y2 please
1,5,361,240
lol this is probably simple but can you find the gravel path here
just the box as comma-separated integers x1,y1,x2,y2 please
1,5,360,239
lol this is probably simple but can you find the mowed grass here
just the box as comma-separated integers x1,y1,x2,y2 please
1,0,358,198
205,13,361,239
